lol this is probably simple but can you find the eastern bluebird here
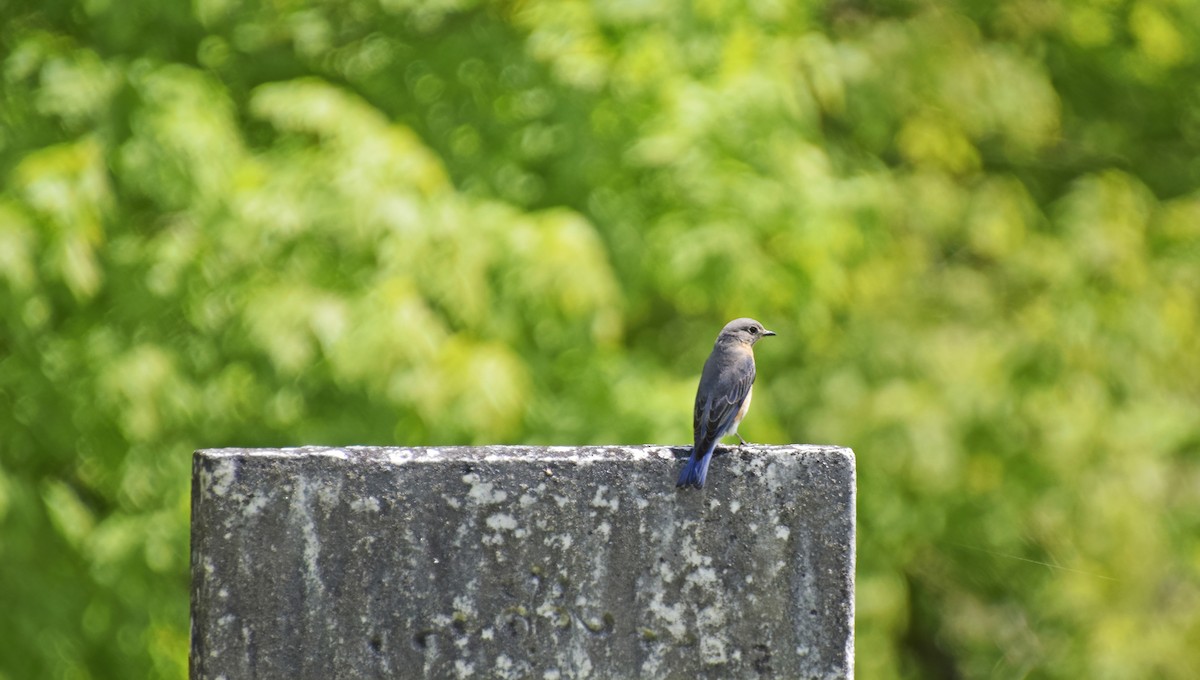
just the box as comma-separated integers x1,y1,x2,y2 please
676,318,776,489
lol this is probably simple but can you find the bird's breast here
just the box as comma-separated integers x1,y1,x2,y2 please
735,384,753,424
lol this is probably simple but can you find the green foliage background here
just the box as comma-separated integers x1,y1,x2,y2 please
2,0,1199,677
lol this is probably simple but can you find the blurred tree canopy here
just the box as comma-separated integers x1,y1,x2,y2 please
2,0,1200,677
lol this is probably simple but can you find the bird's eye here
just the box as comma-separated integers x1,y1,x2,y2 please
748,326,758,334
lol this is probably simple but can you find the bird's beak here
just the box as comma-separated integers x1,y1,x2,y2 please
763,329,777,336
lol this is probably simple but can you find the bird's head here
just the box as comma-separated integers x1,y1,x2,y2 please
718,318,776,346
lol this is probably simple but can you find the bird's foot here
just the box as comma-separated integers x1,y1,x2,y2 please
736,434,749,446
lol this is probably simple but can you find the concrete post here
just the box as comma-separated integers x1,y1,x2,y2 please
191,445,855,678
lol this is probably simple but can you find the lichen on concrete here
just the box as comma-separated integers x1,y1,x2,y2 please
191,445,855,679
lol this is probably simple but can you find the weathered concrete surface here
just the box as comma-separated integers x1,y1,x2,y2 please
191,445,855,679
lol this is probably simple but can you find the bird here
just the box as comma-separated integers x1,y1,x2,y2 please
677,318,776,489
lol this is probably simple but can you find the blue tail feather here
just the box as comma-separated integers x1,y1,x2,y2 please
676,443,716,489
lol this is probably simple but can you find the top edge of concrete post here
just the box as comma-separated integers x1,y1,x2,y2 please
191,444,855,679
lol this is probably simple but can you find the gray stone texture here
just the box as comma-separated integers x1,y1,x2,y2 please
190,445,855,679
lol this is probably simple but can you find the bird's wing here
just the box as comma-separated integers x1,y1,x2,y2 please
693,349,756,453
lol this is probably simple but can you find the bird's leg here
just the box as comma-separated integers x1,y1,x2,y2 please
736,433,749,446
